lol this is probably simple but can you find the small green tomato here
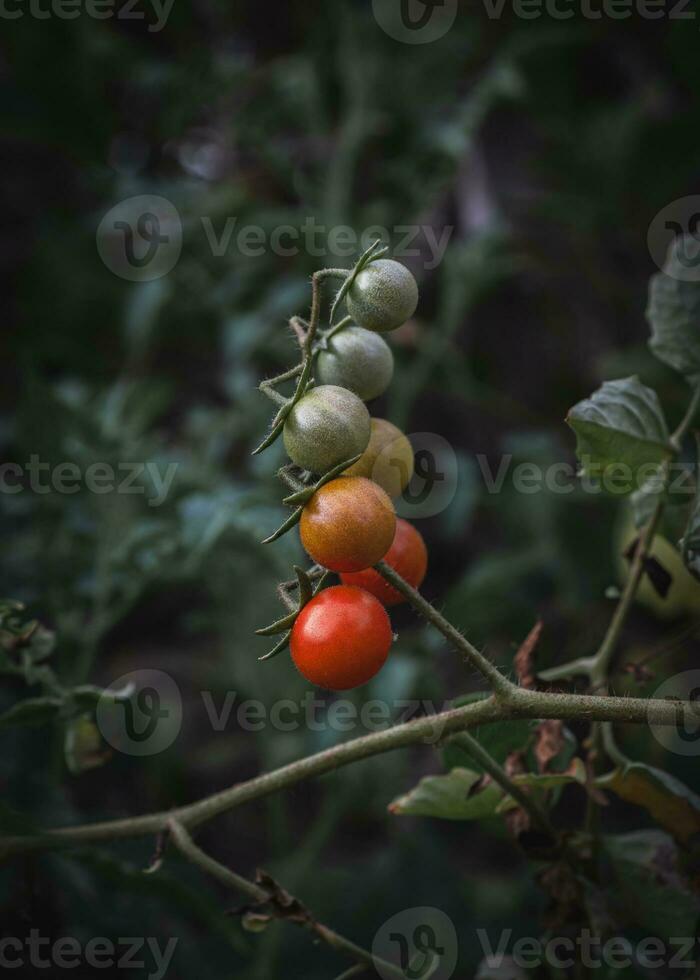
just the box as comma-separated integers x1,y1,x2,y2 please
283,385,370,474
346,259,418,333
316,326,394,402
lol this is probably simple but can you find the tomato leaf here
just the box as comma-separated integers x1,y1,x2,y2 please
603,830,700,938
647,235,700,382
598,762,700,846
389,767,503,820
567,377,671,493
389,762,585,822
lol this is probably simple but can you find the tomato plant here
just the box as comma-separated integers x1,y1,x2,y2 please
290,585,393,690
340,518,427,605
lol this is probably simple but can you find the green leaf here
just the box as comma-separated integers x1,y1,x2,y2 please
647,235,700,381
0,696,62,729
567,376,671,494
389,767,503,820
603,830,700,938
598,762,700,846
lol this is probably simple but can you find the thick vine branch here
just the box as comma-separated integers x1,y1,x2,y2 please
1,688,695,859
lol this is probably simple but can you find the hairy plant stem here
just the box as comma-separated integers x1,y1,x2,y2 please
1,687,694,859
168,820,403,978
448,731,556,838
374,560,516,697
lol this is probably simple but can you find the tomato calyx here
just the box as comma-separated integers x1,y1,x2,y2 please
261,451,364,545
328,239,388,326
256,565,331,661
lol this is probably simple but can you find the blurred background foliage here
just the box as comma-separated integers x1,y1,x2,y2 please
2,2,700,977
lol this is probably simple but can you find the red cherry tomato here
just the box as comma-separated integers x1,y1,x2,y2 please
290,585,393,690
340,518,427,606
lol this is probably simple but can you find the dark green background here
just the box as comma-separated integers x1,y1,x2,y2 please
2,2,700,977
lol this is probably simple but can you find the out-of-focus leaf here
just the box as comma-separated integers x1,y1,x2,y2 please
0,696,62,729
64,714,110,774
603,830,700,938
567,377,671,493
647,235,700,381
598,762,700,846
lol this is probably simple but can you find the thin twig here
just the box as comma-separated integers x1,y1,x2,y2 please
448,731,556,839
167,820,404,978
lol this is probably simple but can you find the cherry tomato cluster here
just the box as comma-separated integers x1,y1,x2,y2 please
257,254,428,691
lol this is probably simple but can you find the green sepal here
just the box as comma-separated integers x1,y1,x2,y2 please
282,452,362,506
328,239,388,325
261,506,303,545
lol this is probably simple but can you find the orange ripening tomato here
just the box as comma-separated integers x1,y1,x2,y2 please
290,585,393,690
300,476,396,572
341,518,427,606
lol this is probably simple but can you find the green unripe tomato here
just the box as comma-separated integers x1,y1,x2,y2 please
316,326,394,402
283,385,371,474
346,259,419,333
615,509,700,619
